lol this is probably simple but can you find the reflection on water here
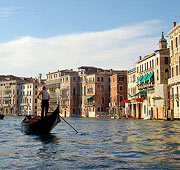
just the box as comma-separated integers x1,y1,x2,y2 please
35,134,59,144
0,117,180,169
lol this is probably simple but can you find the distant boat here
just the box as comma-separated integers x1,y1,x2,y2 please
144,115,151,120
0,114,4,120
70,115,82,118
21,105,61,135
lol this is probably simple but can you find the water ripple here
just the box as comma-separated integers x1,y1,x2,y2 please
0,117,180,169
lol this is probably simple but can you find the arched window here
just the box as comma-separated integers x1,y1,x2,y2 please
165,69,169,80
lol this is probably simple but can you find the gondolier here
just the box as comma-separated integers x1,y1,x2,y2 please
37,86,50,118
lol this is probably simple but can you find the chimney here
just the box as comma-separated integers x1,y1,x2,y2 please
173,22,176,27
139,56,142,60
38,73,42,84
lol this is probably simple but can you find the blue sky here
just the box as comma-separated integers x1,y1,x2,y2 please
0,0,180,77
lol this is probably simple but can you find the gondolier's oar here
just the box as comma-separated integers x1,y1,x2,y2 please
59,115,79,134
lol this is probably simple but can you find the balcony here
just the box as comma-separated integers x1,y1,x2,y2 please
3,94,12,98
84,101,95,106
170,95,174,100
168,75,180,85
174,94,179,99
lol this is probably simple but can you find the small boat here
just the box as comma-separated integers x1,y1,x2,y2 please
0,114,4,120
21,105,61,135
144,115,152,120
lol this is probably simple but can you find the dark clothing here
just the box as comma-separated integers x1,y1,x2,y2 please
41,99,49,118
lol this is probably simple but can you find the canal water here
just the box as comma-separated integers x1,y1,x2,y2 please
0,116,180,170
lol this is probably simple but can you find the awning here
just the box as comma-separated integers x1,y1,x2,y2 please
140,74,148,83
124,99,130,103
145,72,154,81
136,76,143,83
84,95,94,99
4,90,11,93
133,91,147,97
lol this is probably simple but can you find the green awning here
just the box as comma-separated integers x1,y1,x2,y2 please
4,90,11,93
145,72,154,81
84,95,94,99
140,74,148,83
133,91,147,97
4,99,10,101
136,76,143,83
133,92,140,97
140,91,147,95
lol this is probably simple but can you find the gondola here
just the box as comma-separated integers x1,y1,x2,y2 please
0,114,4,120
21,105,61,135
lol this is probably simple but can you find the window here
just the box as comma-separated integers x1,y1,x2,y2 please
84,86,86,95
144,105,146,114
119,77,124,81
147,62,148,69
119,95,124,105
172,67,174,77
165,57,168,64
165,69,169,80
157,70,159,81
97,77,100,81
150,61,151,68
101,85,104,92
177,100,179,107
98,107,100,112
176,65,178,76
157,58,158,65
176,37,178,48
119,85,123,91
152,60,154,67
73,87,76,96
101,77,104,82
177,86,179,95
171,40,173,50
101,97,104,104
137,67,139,73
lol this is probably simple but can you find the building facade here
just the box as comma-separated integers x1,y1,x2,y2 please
0,75,40,115
110,71,128,117
125,33,170,119
125,68,137,117
168,22,180,119
46,69,80,117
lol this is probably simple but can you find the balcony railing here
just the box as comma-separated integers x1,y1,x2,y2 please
168,75,180,85
170,95,174,99
84,101,95,106
174,94,179,99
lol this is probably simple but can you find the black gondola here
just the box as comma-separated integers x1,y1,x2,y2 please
0,114,4,120
21,105,61,135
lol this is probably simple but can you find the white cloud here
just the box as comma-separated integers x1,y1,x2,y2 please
0,20,162,78
0,6,25,18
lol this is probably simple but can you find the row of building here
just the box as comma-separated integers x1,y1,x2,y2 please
1,22,180,119
125,22,180,120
